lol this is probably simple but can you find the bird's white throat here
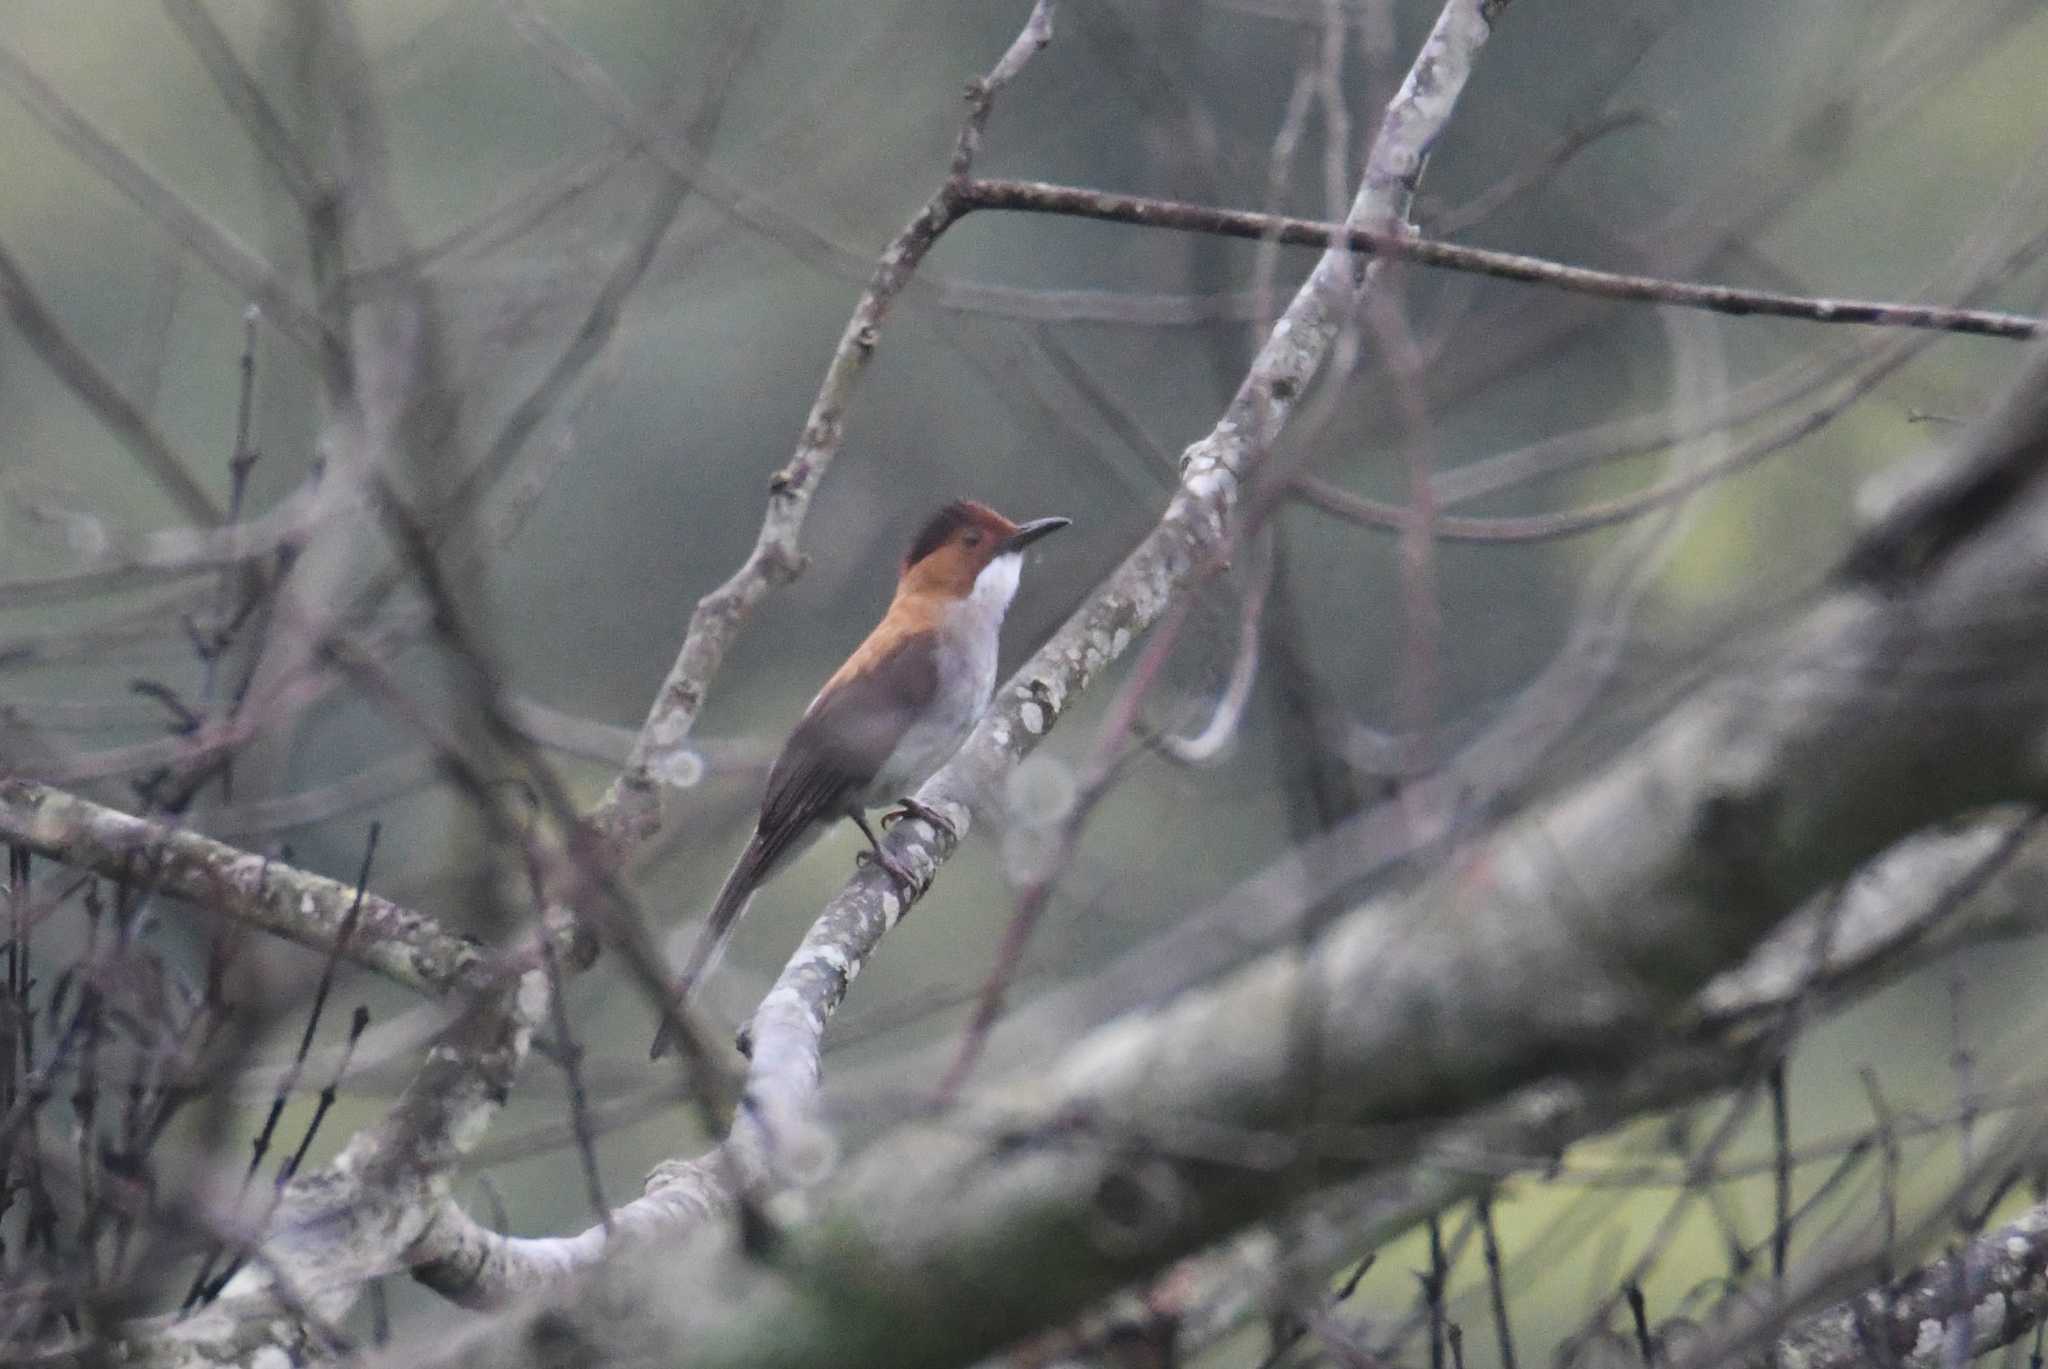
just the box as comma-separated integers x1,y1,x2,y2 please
968,551,1023,620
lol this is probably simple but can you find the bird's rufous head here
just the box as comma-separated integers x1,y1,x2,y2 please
897,499,1070,599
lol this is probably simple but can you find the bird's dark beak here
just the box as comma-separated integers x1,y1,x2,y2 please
1002,516,1071,554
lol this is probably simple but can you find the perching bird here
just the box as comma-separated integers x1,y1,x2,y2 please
650,499,1070,1056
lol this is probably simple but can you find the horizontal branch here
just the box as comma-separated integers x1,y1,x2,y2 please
958,177,2045,340
0,777,484,996
0,484,325,609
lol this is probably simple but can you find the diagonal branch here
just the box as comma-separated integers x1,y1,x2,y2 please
955,178,2046,341
0,778,483,996
1769,1195,2048,1369
0,38,335,361
0,233,223,527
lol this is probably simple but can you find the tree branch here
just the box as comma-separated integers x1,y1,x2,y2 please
1770,1197,2048,1369
0,38,335,363
955,178,2045,341
0,777,484,996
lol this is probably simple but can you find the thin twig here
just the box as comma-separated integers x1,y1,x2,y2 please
1478,1196,1518,1369
1862,1066,1900,1287
1771,1060,1791,1282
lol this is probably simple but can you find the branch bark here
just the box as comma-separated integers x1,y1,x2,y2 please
0,777,485,996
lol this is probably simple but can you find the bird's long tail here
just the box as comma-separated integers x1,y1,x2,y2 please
649,834,771,1058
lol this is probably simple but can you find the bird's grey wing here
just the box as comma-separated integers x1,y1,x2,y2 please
755,631,939,861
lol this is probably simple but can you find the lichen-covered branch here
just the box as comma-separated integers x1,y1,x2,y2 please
399,0,1061,1306
747,0,1508,1180
0,777,483,996
1769,1198,2048,1369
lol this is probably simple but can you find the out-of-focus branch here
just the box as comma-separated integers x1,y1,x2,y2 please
0,9,693,1363
1149,530,1275,765
160,0,320,207
0,232,222,527
1085,811,2048,1365
484,0,1263,333
0,483,323,609
0,38,334,362
451,0,766,549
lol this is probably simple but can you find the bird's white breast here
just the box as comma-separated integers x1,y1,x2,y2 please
863,553,1021,801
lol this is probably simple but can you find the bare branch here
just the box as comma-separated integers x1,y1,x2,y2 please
160,0,320,206
0,233,222,527
0,38,334,361
956,179,2046,341
0,778,484,996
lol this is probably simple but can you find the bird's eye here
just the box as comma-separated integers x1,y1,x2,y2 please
964,531,983,547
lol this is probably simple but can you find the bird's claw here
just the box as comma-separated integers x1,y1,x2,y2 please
857,845,923,892
881,798,956,840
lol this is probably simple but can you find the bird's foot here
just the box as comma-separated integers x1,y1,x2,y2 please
855,844,922,892
881,797,956,841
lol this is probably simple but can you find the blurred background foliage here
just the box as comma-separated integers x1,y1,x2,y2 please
3,0,2047,1360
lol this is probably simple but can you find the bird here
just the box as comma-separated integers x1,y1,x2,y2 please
650,499,1070,1057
